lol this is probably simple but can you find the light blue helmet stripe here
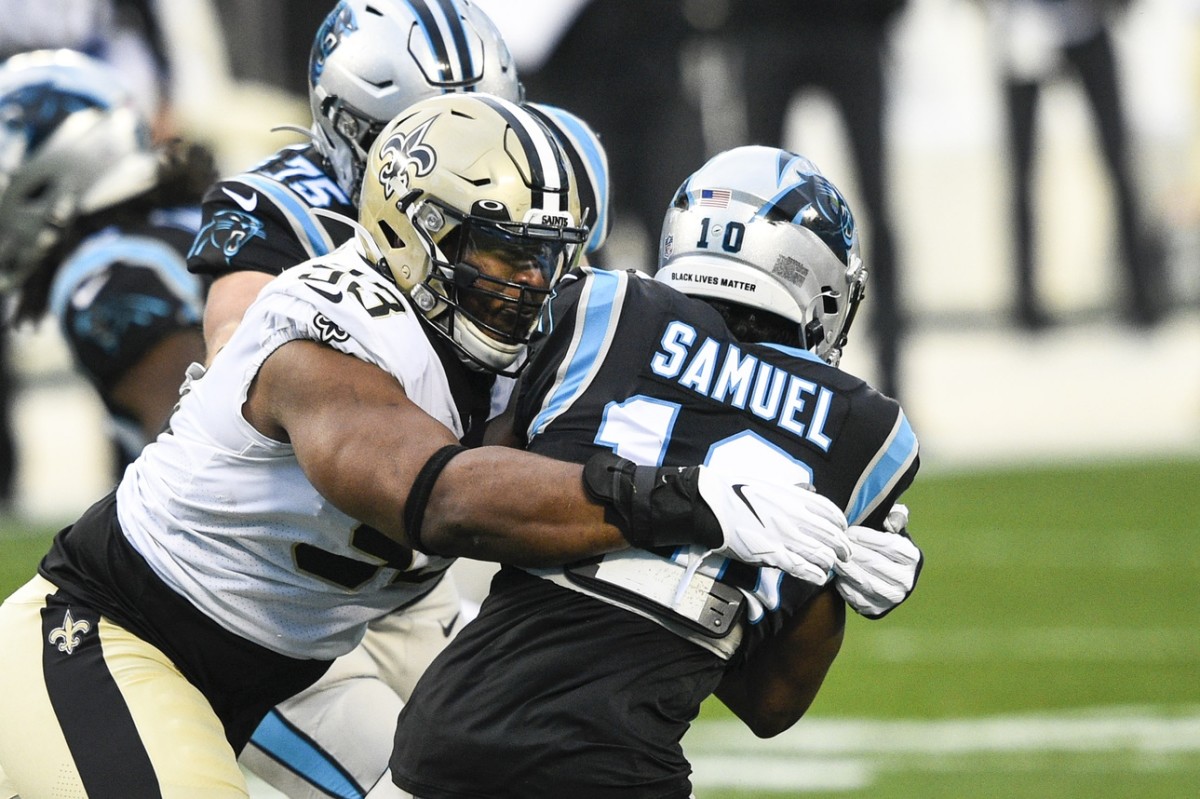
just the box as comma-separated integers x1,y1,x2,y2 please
537,105,609,253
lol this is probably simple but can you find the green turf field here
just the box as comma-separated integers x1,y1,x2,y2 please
3,457,1198,797
686,456,1200,797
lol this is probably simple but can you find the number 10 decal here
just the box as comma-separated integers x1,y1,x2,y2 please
696,217,745,253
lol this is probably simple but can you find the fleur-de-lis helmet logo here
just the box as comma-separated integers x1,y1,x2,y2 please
48,609,91,655
376,116,438,201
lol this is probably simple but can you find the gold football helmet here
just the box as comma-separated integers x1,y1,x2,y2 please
359,93,588,373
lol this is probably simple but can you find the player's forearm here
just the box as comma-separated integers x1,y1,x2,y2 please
110,328,205,442
419,447,629,565
259,340,628,563
715,586,845,738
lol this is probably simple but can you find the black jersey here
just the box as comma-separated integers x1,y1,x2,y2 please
186,143,356,280
51,206,206,463
392,267,920,798
516,267,918,649
520,267,916,526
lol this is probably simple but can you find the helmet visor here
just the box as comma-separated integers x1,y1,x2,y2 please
429,203,587,344
462,216,586,285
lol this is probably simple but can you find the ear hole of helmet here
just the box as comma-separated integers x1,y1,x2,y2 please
821,286,838,314
24,181,51,201
376,218,404,249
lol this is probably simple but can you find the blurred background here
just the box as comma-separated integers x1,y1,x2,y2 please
3,0,1197,519
1,1,1198,796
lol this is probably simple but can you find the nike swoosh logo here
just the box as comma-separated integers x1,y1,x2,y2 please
222,186,258,212
305,284,343,303
731,484,764,526
440,612,461,638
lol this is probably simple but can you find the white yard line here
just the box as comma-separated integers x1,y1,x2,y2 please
686,707,1200,792
245,707,1200,796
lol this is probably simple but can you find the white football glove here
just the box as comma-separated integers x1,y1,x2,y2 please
834,505,923,619
883,503,910,535
696,469,851,585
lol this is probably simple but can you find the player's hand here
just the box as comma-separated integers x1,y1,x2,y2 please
833,509,923,619
696,470,851,585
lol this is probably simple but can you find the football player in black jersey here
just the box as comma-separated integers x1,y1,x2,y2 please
0,49,215,472
391,146,924,799
187,0,523,363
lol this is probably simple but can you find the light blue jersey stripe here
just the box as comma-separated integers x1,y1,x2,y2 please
846,411,918,525
236,174,333,258
760,341,823,364
250,710,365,799
529,269,623,438
49,234,202,320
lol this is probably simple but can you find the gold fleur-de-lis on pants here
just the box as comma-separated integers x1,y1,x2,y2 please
48,609,92,655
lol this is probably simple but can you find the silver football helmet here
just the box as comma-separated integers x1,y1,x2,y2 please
656,145,866,365
358,93,588,375
0,49,158,292
309,0,522,199
524,103,609,256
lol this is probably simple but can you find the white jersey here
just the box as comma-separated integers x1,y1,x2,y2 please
116,242,459,659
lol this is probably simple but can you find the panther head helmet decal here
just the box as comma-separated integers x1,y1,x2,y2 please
188,210,267,262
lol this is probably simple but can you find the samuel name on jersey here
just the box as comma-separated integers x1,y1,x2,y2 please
518,267,919,656
649,317,839,453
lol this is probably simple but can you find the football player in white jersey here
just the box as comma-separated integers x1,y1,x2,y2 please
0,95,854,798
186,3,524,794
184,3,608,793
241,103,613,799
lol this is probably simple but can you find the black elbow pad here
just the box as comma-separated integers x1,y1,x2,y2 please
581,451,723,550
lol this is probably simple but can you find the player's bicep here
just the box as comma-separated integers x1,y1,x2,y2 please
202,271,275,363
246,339,457,538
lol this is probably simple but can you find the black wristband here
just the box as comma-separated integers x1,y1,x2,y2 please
404,444,468,555
581,451,723,549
